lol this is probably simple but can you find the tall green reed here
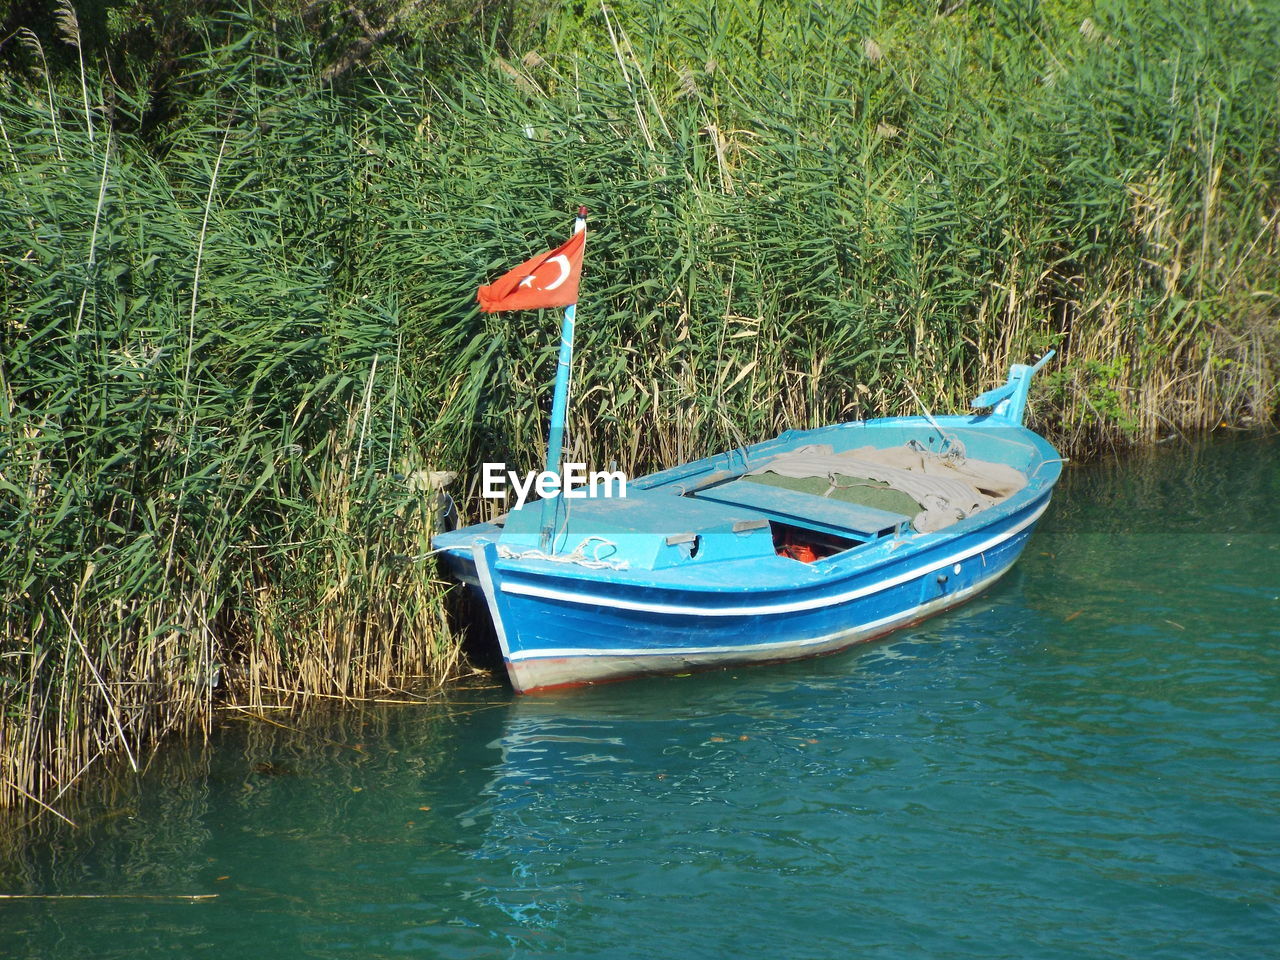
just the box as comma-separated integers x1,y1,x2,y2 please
398,0,1277,487
1,10,461,817
2,0,1278,818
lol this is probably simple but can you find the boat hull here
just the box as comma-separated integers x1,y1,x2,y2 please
461,493,1050,693
504,560,1014,693
434,397,1064,694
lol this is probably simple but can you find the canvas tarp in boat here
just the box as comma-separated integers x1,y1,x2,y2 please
746,443,1027,533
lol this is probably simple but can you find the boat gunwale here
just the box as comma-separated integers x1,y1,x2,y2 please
435,412,1063,601
493,493,1051,617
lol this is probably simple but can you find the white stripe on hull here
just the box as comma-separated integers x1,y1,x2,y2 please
508,562,1011,693
499,500,1047,619
472,542,514,663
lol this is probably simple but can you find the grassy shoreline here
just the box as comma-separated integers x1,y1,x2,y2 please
3,0,1278,819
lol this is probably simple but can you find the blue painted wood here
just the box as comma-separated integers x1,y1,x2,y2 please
691,478,909,538
972,349,1056,424
970,381,1016,410
433,360,1062,692
538,302,576,550
538,211,588,549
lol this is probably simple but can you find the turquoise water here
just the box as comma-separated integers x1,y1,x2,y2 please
4,437,1278,959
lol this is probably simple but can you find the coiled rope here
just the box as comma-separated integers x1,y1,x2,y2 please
497,535,630,571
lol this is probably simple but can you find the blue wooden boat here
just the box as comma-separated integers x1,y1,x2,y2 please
432,352,1061,694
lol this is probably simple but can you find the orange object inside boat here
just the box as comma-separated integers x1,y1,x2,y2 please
776,540,818,563
770,521,864,563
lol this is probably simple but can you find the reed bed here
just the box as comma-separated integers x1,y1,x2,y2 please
2,0,1278,818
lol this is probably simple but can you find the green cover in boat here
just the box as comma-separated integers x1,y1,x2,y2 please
744,471,922,518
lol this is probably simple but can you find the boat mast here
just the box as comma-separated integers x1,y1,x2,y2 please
539,207,588,550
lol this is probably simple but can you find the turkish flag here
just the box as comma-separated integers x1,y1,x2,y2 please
476,228,585,313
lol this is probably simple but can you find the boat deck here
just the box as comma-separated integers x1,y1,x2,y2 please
432,415,1058,589
691,478,909,540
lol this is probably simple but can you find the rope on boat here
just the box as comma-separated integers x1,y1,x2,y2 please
904,382,967,463
822,475,891,499
498,535,630,571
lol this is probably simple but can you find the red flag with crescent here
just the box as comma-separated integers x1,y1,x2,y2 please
476,228,585,313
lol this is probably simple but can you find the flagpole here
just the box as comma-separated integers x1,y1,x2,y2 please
539,207,587,551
